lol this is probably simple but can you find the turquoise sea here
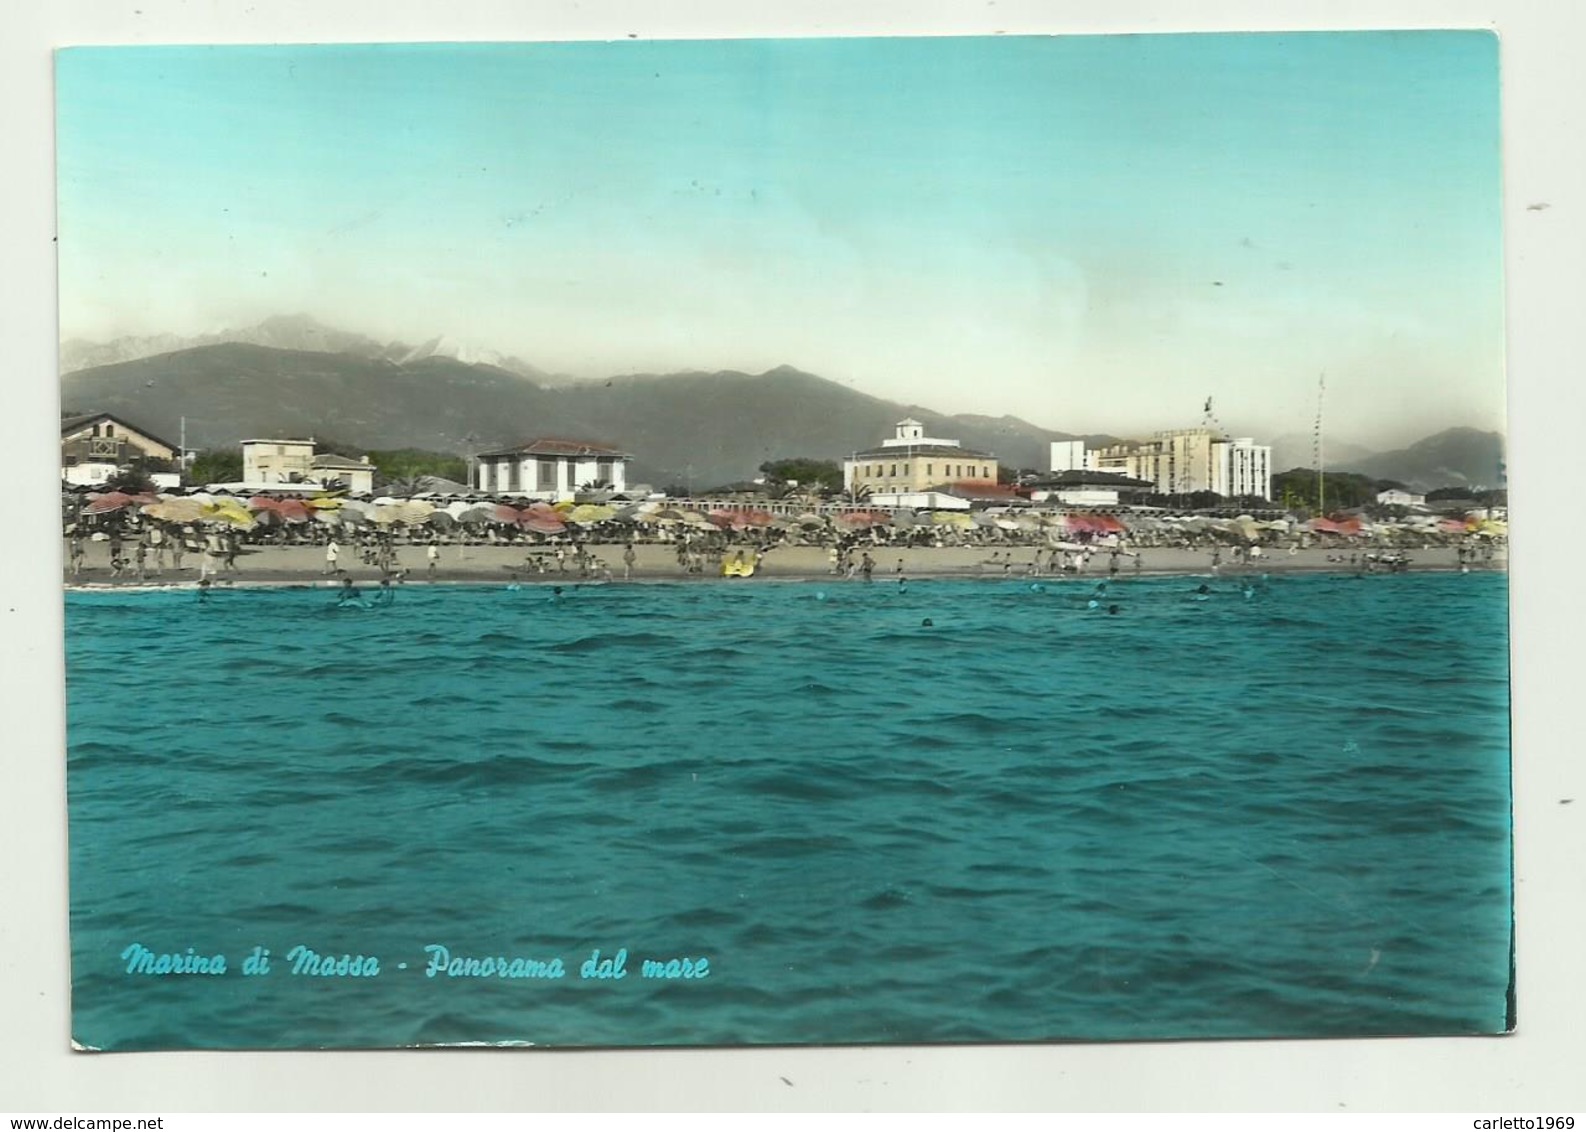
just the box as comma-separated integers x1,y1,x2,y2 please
64,572,1512,1050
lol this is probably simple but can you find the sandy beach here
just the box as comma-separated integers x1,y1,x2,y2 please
62,539,1505,588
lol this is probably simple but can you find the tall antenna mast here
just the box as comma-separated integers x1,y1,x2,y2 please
1313,375,1325,514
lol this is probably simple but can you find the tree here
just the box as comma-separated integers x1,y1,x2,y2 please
189,448,243,484
757,457,844,494
104,465,156,494
1270,468,1378,513
364,448,469,484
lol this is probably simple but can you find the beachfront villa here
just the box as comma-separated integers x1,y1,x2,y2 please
473,438,632,500
241,438,316,484
61,411,182,488
844,419,999,499
1051,430,1273,500
310,453,376,494
239,438,376,492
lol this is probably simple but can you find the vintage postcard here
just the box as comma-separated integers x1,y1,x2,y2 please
58,33,1510,1051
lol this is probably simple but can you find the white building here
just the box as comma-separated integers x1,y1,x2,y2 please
1028,470,1156,507
238,439,377,492
310,453,376,494
474,438,632,499
1377,488,1427,508
844,419,998,497
1050,431,1272,501
61,412,182,488
241,439,316,484
1210,437,1273,501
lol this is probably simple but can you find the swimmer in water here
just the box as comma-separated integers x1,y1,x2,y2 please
1107,604,1120,615
376,578,395,606
921,617,934,627
195,578,212,603
1192,582,1211,602
335,577,368,609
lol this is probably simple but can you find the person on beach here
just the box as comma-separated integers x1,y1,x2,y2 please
325,538,341,575
223,531,240,574
148,525,165,574
860,551,875,582
203,531,225,582
68,530,85,577
623,543,636,581
133,538,148,581
427,537,440,582
108,529,123,573
171,528,187,573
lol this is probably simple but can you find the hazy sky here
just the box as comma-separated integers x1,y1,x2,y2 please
56,33,1504,447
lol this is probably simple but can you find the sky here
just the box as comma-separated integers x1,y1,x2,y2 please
55,33,1505,448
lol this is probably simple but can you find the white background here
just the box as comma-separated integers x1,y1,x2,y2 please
2,0,1581,1113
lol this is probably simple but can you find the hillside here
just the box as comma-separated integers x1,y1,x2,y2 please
60,345,1089,488
1345,428,1506,493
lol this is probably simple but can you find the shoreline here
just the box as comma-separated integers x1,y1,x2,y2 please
61,541,1506,591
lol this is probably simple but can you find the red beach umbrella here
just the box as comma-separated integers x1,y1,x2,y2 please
83,492,135,514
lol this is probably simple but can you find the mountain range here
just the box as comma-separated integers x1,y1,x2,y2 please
60,314,559,384
59,341,1115,489
57,318,1505,493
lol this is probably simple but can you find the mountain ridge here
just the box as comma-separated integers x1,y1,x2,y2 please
59,338,1502,493
61,343,1096,487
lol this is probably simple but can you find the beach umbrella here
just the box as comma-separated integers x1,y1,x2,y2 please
424,511,456,530
493,503,522,524
313,508,344,527
393,500,435,524
522,513,567,536
567,503,616,526
201,499,256,529
931,511,975,528
83,492,135,515
142,498,208,523
276,498,314,524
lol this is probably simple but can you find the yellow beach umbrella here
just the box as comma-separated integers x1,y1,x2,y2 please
567,503,616,525
201,499,256,528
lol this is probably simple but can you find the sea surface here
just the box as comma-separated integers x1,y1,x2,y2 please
64,572,1513,1050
